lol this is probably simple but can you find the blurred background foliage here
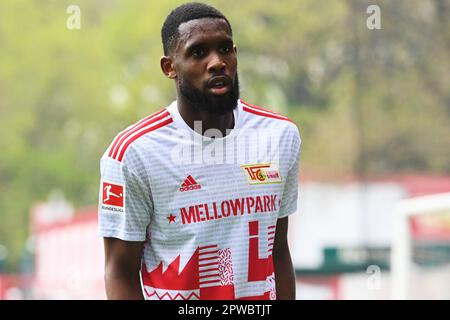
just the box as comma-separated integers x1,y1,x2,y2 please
0,0,449,270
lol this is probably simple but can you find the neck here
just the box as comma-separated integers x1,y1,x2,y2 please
177,95,235,138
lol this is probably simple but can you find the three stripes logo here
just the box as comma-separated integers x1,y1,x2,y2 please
179,175,202,192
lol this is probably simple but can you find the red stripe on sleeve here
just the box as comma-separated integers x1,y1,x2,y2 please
111,111,170,159
116,118,174,162
108,109,167,157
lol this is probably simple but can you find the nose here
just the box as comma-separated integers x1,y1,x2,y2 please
207,52,226,73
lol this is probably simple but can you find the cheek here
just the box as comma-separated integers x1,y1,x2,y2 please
181,66,206,86
175,59,198,75
185,66,204,79
231,57,238,70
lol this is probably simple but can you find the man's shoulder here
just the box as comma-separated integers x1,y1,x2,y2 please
103,107,174,164
239,100,299,134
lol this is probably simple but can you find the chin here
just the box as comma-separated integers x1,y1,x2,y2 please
207,95,238,114
179,76,240,115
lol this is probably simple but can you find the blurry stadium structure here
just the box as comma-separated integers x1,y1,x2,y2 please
30,194,105,299
1,175,447,299
293,175,450,299
391,192,450,299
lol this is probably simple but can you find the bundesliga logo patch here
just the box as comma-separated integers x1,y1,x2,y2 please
241,163,282,185
102,181,125,213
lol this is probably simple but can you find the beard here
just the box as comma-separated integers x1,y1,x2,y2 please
178,74,240,115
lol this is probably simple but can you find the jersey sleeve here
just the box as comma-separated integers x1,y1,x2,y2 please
278,125,301,219
98,155,153,241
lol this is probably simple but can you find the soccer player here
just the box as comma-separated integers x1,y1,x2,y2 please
99,2,301,300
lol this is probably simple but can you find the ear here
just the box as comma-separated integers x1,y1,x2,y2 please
160,56,177,79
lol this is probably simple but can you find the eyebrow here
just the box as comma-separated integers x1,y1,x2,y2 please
186,42,205,52
185,38,233,52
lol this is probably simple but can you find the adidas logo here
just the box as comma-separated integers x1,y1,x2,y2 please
179,175,202,192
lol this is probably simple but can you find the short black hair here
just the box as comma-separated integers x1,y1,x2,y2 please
161,2,232,55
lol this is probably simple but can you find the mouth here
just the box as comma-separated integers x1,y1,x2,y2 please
207,76,232,95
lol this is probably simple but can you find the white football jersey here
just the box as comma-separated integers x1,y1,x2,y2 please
98,99,301,300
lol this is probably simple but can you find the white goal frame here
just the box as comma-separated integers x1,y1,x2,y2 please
391,192,450,299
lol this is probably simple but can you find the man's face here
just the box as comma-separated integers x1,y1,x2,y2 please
172,18,239,115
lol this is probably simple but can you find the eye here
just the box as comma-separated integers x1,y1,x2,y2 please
191,48,206,58
219,44,232,54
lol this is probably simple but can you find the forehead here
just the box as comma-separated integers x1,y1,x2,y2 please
177,18,232,49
